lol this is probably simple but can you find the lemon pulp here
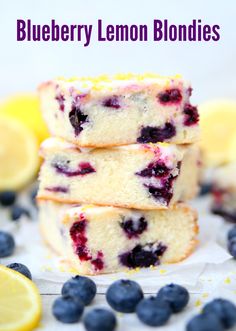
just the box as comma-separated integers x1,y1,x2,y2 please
0,265,42,331
0,116,39,190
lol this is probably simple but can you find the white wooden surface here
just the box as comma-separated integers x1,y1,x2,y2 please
35,260,236,331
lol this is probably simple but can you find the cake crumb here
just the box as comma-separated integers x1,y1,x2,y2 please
42,265,52,272
224,277,231,284
195,299,202,307
125,267,140,275
202,293,209,298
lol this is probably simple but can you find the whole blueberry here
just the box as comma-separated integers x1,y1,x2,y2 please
0,231,15,257
228,238,236,259
30,187,38,206
199,183,212,196
52,295,84,323
62,275,96,305
203,298,236,329
228,226,236,241
106,279,143,313
157,283,189,313
10,205,30,221
0,191,16,207
136,296,172,326
7,263,32,280
84,308,117,331
186,313,223,331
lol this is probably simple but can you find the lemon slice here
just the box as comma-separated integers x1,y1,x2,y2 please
0,116,39,190
0,94,49,145
199,99,236,166
0,265,42,331
229,133,236,162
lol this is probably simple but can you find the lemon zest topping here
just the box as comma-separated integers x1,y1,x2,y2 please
56,73,183,91
224,277,231,284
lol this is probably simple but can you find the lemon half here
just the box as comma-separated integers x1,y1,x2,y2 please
200,100,236,166
0,94,49,145
0,116,39,190
0,265,42,331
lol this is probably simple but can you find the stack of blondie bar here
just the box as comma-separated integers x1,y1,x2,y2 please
37,74,200,275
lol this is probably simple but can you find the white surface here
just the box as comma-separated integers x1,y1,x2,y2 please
0,0,236,103
1,195,236,330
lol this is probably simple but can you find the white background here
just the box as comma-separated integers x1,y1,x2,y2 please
0,0,236,103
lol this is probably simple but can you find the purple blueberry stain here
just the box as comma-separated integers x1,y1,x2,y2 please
69,103,88,136
91,251,104,271
70,218,104,270
158,88,182,104
137,123,176,143
136,161,171,178
137,161,181,206
55,92,65,112
53,160,95,177
102,95,121,109
119,242,167,268
183,104,199,126
70,219,92,261
187,87,193,97
45,186,68,193
146,182,173,206
120,215,148,239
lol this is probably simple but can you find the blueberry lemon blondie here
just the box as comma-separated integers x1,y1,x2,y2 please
39,200,198,275
37,138,199,209
211,163,236,223
39,74,199,147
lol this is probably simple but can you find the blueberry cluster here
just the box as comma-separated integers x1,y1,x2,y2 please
52,275,116,331
52,278,191,330
0,188,37,222
198,182,212,196
0,188,37,274
187,298,236,331
0,188,38,257
227,226,236,258
136,283,189,326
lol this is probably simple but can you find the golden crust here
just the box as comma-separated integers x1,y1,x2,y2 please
37,195,198,210
41,135,199,149
38,80,55,92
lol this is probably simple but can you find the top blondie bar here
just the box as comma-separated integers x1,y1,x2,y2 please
39,73,199,147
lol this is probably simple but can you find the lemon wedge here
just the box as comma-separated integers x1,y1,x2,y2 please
0,94,49,145
199,99,236,166
0,265,42,331
0,116,39,190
